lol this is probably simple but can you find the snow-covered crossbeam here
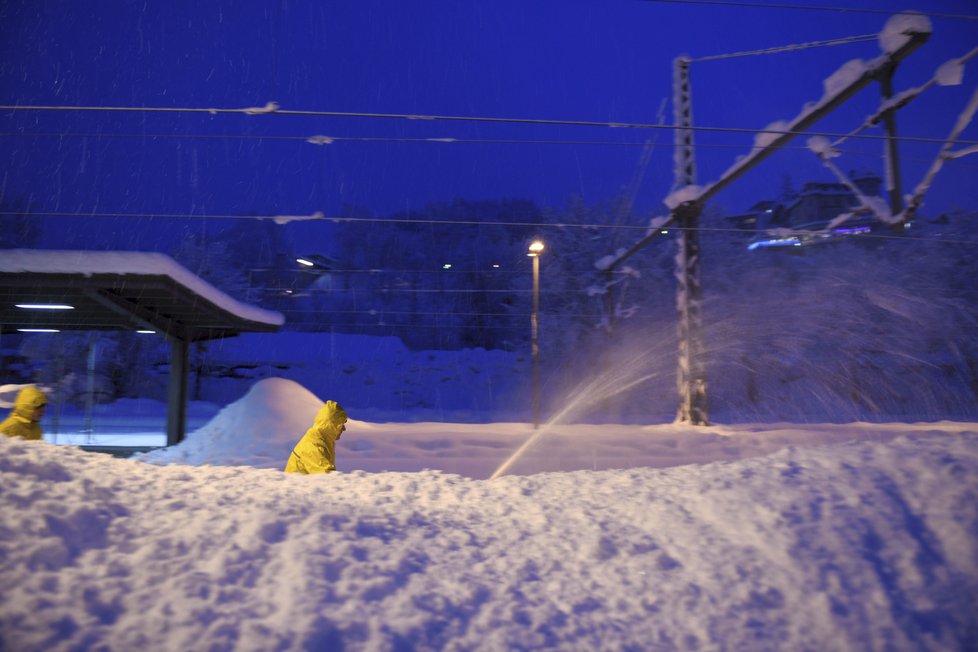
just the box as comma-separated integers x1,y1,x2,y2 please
0,249,284,329
686,12,933,209
597,13,931,276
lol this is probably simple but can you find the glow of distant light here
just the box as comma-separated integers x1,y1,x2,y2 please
137,330,156,334
296,258,315,267
747,236,801,251
832,226,871,235
442,264,452,269
16,303,74,310
18,328,60,333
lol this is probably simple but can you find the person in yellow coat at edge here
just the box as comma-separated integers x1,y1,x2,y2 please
0,385,48,440
285,400,349,474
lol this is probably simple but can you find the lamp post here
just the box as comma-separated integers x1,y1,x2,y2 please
528,240,545,429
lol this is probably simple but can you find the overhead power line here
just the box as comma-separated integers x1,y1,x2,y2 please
689,33,877,62
0,102,677,127
641,0,978,21
5,211,976,247
8,130,978,159
2,105,975,146
273,322,530,332
317,310,605,320
0,210,656,230
2,131,975,170
261,287,559,294
259,269,597,277
0,130,667,148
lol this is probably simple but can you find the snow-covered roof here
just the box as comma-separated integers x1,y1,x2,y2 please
0,249,284,336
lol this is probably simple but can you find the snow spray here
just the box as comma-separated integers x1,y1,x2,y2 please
489,351,662,480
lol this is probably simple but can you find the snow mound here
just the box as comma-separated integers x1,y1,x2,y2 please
1,432,977,650
138,378,327,468
137,375,978,480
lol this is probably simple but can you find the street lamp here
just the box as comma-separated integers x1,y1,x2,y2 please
528,240,545,429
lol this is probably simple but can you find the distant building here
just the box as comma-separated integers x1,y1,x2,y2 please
741,171,885,251
782,170,883,228
724,200,787,231
732,170,884,233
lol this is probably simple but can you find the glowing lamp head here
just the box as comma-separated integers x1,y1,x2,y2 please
528,241,545,257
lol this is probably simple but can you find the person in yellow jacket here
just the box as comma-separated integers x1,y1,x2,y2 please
0,385,48,441
285,400,349,474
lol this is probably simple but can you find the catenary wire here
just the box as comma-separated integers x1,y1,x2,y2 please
1,131,670,147
640,0,978,21
258,287,573,294
688,33,877,62
2,130,975,171
0,210,658,230
6,211,977,246
2,105,975,146
5,131,978,163
237,308,599,319
264,322,547,331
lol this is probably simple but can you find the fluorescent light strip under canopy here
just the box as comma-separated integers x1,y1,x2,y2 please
15,303,74,310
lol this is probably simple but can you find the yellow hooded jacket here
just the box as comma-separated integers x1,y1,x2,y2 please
0,386,48,441
285,400,348,474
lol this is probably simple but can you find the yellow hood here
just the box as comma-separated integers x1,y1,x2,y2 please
311,400,348,443
13,386,47,421
284,400,349,474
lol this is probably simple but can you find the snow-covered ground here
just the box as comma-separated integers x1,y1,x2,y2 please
2,378,976,650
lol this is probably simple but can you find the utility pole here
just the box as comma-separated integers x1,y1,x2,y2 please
528,240,545,429
672,56,709,425
878,63,905,221
599,15,928,428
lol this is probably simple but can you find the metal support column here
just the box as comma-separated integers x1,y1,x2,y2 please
166,338,189,446
531,252,541,429
85,338,98,441
674,203,708,425
673,57,709,425
879,63,905,221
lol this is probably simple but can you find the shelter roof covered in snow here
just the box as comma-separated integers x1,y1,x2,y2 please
0,249,285,445
0,249,284,341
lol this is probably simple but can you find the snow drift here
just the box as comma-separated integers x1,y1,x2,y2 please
1,429,976,650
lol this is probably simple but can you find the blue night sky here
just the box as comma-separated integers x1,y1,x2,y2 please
1,1,976,253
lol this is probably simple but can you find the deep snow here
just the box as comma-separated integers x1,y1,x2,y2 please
1,378,976,651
